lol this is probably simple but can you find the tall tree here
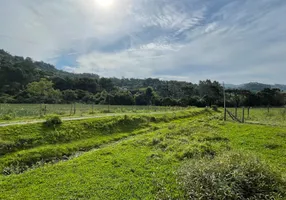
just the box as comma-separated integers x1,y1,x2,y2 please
27,78,62,103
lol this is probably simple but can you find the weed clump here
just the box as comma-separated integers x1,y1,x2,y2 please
264,143,282,150
1,114,14,120
211,105,218,111
152,138,161,145
168,124,176,130
44,115,62,127
149,116,157,122
176,143,216,160
178,152,286,200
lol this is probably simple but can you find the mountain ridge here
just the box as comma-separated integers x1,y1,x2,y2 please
225,82,286,91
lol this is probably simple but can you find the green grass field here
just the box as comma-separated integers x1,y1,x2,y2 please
0,104,185,122
227,107,286,126
0,108,285,199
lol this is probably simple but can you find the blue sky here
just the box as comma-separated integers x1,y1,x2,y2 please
0,0,286,84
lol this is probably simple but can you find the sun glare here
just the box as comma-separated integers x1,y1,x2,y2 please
95,0,114,8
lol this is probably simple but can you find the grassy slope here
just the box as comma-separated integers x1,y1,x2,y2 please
0,109,285,199
0,109,205,174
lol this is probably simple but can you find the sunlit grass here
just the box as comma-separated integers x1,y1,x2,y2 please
0,108,285,199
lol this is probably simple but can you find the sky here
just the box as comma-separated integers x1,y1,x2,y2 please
0,0,286,84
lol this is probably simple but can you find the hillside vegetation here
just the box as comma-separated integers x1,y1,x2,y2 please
0,49,285,107
0,108,285,199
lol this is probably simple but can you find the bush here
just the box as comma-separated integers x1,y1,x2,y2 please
149,116,157,122
211,105,218,111
44,115,62,127
152,138,161,146
178,152,285,200
1,114,14,120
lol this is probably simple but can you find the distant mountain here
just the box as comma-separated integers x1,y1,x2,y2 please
226,82,286,92
224,84,240,89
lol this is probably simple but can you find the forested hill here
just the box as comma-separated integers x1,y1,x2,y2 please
226,83,286,92
0,49,285,107
0,49,99,79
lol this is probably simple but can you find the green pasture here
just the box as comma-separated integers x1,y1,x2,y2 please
0,108,285,199
0,103,185,122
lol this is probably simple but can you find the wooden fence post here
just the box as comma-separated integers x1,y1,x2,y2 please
235,107,238,118
248,107,250,118
242,107,245,123
40,104,42,117
73,103,76,115
44,105,47,116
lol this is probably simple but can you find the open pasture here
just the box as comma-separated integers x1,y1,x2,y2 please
0,108,285,199
0,104,185,122
227,107,286,126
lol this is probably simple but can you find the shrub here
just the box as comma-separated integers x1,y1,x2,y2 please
1,114,14,120
178,152,285,200
152,138,161,146
149,116,157,122
44,115,62,127
211,105,218,111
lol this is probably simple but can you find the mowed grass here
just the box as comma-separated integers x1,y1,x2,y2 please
0,108,285,199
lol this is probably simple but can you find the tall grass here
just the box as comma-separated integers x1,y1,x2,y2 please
179,152,286,200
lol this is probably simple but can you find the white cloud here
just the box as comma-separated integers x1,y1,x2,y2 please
0,0,134,61
1,0,286,84
204,23,217,33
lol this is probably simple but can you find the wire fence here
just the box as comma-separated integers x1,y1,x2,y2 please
0,103,187,120
226,107,286,126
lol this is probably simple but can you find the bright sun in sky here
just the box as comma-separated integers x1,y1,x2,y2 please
95,0,115,8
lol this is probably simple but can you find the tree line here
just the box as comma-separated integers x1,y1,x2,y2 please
0,49,285,107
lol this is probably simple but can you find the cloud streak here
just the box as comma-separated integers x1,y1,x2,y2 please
0,0,286,84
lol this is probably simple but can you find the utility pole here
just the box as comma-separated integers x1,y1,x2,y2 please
223,82,227,121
